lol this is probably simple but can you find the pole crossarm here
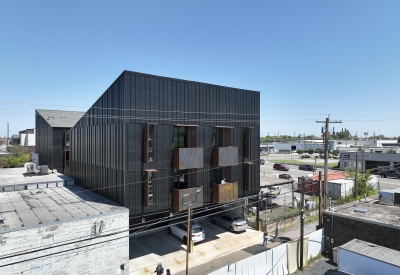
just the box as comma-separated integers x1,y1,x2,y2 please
315,117,342,210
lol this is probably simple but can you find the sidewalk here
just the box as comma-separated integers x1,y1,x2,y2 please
174,221,319,275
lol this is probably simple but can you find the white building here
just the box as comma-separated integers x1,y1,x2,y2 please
0,170,129,275
19,128,35,146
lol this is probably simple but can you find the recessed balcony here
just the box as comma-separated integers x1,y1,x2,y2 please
173,148,204,169
212,147,238,167
172,186,204,211
212,182,238,203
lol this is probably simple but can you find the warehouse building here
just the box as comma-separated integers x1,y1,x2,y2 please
0,169,129,274
323,196,400,258
69,70,260,225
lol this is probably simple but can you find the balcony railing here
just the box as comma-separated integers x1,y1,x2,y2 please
172,186,204,211
212,147,238,167
212,182,238,203
173,148,204,170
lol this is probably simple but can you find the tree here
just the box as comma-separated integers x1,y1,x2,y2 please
357,146,364,152
386,148,396,154
296,149,304,155
397,136,400,143
332,149,339,156
307,148,315,155
345,169,373,198
2,145,30,168
333,130,351,139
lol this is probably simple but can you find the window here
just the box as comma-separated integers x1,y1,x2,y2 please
212,127,232,147
144,123,155,163
64,131,70,147
244,162,254,190
64,150,69,169
174,126,187,148
144,170,157,206
174,169,188,189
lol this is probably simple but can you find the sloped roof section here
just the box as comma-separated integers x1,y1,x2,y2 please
36,109,85,128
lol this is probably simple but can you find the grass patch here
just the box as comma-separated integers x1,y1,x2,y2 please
336,190,378,205
307,252,323,267
260,171,274,175
274,159,338,168
305,215,319,225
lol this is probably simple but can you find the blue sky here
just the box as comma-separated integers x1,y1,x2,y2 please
1,1,399,138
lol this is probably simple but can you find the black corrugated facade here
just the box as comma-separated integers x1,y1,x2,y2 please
35,110,85,174
70,70,260,222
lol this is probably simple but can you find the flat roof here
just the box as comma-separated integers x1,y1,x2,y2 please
323,195,400,227
0,167,74,190
0,185,126,232
340,239,400,267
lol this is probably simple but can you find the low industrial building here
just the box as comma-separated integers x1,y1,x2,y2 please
338,239,400,275
340,151,400,172
323,196,400,257
0,168,129,274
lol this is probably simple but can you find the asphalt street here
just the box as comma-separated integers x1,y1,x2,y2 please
260,154,400,191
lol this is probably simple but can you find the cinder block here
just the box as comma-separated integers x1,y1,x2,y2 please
66,180,74,186
56,181,64,187
47,182,57,188
38,183,47,189
27,184,38,190
3,186,15,192
14,185,26,191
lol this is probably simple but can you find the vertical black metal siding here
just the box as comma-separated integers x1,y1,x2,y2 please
70,71,260,217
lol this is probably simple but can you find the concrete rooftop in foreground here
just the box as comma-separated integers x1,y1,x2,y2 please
0,167,74,190
0,185,126,232
324,195,400,227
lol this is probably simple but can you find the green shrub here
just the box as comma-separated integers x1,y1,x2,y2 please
3,154,30,168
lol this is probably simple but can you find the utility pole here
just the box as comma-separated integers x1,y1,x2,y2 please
354,154,358,199
7,122,9,146
318,171,323,229
316,117,342,209
256,191,261,230
300,176,305,270
182,189,202,275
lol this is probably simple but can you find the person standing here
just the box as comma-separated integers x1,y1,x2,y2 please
263,230,269,247
221,177,226,184
166,269,171,275
275,223,280,242
154,262,164,275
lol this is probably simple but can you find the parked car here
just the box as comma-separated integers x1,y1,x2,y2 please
380,170,400,179
279,174,293,180
260,159,265,165
273,163,289,171
301,154,311,159
211,213,248,232
264,186,281,197
299,164,315,171
168,222,205,243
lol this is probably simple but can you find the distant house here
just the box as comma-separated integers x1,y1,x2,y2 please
35,109,85,174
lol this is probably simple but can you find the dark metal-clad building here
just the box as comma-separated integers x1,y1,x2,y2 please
35,109,85,174
70,70,260,224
